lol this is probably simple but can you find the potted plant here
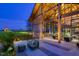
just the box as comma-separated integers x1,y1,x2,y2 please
64,32,71,42
77,42,79,48
52,33,56,39
76,34,79,48
52,34,55,39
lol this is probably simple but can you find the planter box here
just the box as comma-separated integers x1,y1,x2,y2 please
53,36,56,39
64,37,71,42
77,43,79,48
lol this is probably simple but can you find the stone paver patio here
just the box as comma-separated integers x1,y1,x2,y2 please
14,38,79,56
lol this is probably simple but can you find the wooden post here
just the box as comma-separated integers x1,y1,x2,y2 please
58,3,61,43
39,21,43,40
39,3,45,40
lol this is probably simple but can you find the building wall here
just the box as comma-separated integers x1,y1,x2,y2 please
30,3,79,41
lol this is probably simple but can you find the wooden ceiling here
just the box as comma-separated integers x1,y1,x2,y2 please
29,3,79,22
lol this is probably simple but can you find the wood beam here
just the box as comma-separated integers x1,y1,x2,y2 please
35,4,58,19
61,10,79,18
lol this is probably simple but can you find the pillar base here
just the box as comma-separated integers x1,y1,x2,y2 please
58,40,61,43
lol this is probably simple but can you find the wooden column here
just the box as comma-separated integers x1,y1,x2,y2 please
39,4,43,40
58,3,61,43
39,21,43,39
48,22,50,34
39,3,45,40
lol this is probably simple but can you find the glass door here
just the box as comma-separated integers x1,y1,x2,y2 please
52,21,58,39
71,14,79,42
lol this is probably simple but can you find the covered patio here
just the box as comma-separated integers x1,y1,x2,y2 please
29,3,79,43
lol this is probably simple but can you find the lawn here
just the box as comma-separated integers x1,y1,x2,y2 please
0,31,33,41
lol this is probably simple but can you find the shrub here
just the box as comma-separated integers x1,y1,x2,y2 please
14,32,33,41
0,31,15,55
